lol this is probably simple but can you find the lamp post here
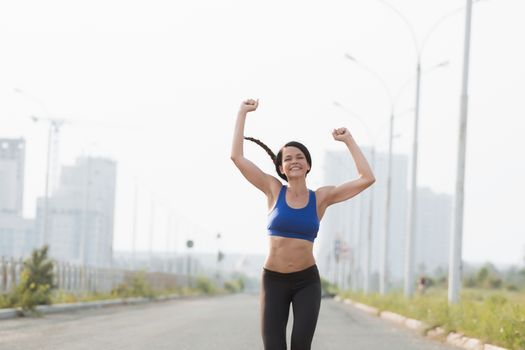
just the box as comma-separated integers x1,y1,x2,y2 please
449,0,475,304
216,232,222,285
186,239,194,288
148,193,157,271
368,0,480,297
343,55,449,294
131,179,139,269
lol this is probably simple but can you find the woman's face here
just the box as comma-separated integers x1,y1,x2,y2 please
279,146,310,179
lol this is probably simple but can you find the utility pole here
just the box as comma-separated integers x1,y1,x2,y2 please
132,180,139,269
449,0,474,304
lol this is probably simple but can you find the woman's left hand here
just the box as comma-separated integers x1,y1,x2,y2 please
332,127,353,142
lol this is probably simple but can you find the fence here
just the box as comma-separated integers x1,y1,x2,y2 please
0,256,189,295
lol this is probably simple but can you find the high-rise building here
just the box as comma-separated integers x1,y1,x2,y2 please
0,214,35,258
0,138,36,258
316,148,409,290
36,156,117,267
0,138,25,215
414,187,452,278
317,148,452,291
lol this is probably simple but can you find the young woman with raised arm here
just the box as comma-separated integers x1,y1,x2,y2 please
230,98,375,350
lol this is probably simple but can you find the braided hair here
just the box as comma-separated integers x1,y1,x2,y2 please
244,137,312,182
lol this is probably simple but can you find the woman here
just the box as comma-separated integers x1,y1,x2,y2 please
230,98,375,350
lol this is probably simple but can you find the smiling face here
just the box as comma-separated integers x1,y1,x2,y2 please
279,146,311,180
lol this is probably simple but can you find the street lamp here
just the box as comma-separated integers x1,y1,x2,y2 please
186,239,194,288
149,194,156,271
368,0,480,298
131,178,139,270
449,0,475,304
343,55,448,295
216,232,223,285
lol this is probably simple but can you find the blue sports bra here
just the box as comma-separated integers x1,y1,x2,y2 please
267,185,320,242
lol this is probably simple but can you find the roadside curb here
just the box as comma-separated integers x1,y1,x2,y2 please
334,296,509,350
0,293,195,320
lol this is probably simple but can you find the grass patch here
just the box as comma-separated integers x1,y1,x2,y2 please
339,288,525,350
2,271,233,313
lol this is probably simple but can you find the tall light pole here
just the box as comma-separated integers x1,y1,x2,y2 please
131,179,139,269
216,232,223,285
333,101,376,294
343,54,449,295
449,0,474,304
148,194,156,271
373,0,481,298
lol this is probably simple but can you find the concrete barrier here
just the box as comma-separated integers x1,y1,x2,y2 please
0,308,19,320
404,318,428,332
484,344,508,350
462,337,483,350
427,327,446,339
353,302,379,316
1,293,186,320
343,298,353,305
379,310,407,324
334,295,510,350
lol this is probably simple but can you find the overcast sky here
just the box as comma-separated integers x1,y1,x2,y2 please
1,0,524,266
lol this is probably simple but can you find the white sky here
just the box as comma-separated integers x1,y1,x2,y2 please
1,0,524,266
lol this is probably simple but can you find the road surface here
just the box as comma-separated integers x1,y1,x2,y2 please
0,293,457,350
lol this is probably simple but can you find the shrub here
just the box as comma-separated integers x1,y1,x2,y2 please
224,278,244,293
320,277,339,297
112,271,154,299
8,246,56,312
195,276,217,294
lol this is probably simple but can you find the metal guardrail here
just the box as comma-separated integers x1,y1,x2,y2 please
0,256,189,294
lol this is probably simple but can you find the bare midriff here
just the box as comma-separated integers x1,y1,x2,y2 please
264,236,316,273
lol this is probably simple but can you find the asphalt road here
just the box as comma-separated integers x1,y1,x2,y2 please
0,293,458,350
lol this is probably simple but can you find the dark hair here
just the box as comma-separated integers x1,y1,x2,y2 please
244,137,312,182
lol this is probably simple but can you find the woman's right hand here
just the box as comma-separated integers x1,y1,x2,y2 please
239,99,259,114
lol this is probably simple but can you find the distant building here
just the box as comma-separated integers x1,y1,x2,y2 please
0,138,25,215
414,187,452,278
316,148,409,291
0,214,35,258
317,148,452,291
36,157,117,267
0,138,36,258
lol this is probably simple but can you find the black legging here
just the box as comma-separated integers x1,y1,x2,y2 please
260,264,321,350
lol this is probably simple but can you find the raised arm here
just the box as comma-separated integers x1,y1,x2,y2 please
230,99,280,198
317,127,376,210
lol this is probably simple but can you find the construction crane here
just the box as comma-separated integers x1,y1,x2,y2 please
31,115,66,196
31,116,67,248
14,88,68,246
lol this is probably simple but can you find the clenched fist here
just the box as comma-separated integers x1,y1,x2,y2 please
332,127,353,143
239,99,259,114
